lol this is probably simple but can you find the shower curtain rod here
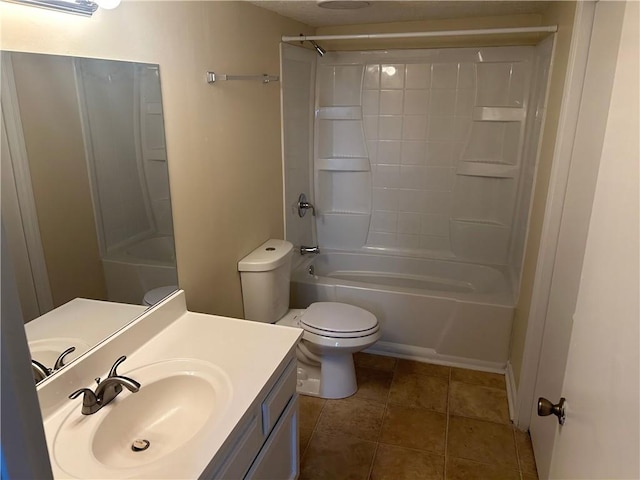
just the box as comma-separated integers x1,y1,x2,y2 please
282,25,557,43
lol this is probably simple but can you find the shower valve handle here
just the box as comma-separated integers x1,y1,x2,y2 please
297,193,316,217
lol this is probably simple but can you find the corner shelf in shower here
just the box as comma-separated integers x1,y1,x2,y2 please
456,161,519,178
472,107,525,122
316,157,370,172
316,106,362,120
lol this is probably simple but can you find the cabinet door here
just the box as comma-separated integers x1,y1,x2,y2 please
245,396,299,480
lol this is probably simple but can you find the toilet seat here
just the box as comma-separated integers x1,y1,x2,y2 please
143,285,178,306
299,302,379,339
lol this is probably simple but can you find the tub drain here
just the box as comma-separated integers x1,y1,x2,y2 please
131,439,150,452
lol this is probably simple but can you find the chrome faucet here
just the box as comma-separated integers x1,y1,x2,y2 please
53,346,76,370
300,245,320,255
31,346,76,384
69,356,140,415
31,359,50,383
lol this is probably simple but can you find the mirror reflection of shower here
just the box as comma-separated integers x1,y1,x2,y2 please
76,58,177,305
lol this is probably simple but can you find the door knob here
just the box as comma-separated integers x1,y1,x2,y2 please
537,397,566,425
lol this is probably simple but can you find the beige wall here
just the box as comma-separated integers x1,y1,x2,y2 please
1,1,309,318
509,1,577,386
10,53,108,307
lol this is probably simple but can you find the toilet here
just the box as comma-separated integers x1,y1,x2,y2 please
142,285,178,306
238,239,380,399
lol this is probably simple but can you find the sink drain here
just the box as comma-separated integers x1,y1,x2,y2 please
131,439,150,452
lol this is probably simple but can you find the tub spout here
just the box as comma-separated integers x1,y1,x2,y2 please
300,245,320,255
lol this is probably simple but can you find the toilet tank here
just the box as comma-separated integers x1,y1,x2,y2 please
237,239,294,323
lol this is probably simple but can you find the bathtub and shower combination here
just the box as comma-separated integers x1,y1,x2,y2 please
291,251,514,370
282,39,554,371
102,234,178,306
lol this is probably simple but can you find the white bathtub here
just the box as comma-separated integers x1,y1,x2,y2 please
290,251,514,370
102,235,178,305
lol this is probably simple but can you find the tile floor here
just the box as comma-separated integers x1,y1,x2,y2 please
298,353,538,480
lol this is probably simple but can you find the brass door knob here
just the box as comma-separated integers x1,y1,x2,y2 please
537,397,566,425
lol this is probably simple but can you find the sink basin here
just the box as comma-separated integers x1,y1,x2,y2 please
52,359,232,478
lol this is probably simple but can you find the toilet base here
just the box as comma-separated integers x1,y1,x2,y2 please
295,353,357,399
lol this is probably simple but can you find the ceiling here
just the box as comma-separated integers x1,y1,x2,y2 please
250,1,554,28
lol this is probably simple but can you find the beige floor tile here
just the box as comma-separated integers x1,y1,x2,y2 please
354,352,398,372
353,367,394,403
515,430,539,477
447,416,518,469
445,457,520,480
388,373,448,413
299,395,325,454
315,397,385,442
379,404,447,454
396,359,451,379
300,431,376,480
370,444,445,480
299,395,326,428
448,381,510,424
450,368,506,390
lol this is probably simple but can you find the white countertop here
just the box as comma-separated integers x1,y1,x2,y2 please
38,291,302,479
25,298,147,367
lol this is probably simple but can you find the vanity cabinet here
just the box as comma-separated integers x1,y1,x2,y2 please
206,356,299,480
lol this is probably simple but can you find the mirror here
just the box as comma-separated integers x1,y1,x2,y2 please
1,51,177,382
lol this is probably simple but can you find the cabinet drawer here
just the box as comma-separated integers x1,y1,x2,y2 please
261,359,296,435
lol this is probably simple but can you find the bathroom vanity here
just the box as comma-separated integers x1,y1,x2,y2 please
36,291,302,479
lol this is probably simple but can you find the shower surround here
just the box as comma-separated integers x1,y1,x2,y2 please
282,42,551,369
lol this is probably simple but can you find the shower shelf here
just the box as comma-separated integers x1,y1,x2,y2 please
451,218,508,227
316,106,362,120
316,157,370,171
472,107,525,122
322,211,370,215
456,161,519,178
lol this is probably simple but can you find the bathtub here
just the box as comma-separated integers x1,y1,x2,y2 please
101,235,178,305
290,251,515,370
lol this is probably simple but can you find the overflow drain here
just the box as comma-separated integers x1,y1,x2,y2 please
131,439,150,452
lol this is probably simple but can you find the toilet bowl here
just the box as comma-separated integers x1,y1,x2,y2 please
278,303,380,398
238,239,381,399
142,285,178,306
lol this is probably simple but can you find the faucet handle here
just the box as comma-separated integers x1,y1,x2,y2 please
69,388,96,401
31,359,51,383
53,346,76,371
108,355,127,378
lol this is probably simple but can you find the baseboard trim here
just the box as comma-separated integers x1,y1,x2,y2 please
506,360,518,423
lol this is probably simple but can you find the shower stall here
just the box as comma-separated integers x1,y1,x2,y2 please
76,59,177,305
281,33,553,370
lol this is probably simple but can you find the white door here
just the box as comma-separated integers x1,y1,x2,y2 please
1,52,53,320
530,2,639,478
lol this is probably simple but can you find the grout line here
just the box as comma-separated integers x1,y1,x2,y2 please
366,443,379,480
299,396,327,466
443,367,451,480
514,425,524,480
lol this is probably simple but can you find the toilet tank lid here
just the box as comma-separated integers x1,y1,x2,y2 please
238,239,294,272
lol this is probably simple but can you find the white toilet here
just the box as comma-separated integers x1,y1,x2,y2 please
238,239,380,399
142,285,178,306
